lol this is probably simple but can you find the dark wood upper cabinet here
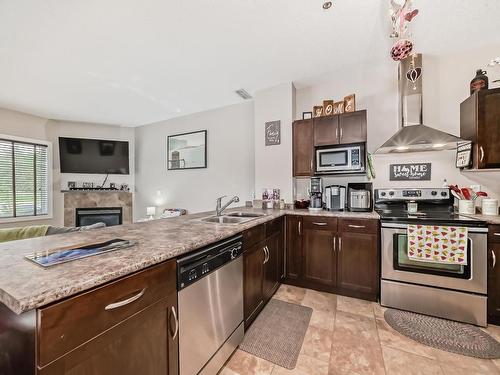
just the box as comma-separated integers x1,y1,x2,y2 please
292,119,314,176
338,110,367,144
488,225,500,325
461,88,500,169
314,116,339,146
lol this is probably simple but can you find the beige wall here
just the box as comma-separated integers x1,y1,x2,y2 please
0,108,135,228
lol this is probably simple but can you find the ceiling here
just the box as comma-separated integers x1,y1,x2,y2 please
0,0,499,126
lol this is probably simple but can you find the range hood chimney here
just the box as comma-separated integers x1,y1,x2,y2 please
375,54,465,154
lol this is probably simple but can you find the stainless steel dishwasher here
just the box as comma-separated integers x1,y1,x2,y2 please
177,235,244,375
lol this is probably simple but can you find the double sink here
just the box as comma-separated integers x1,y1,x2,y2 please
201,212,267,224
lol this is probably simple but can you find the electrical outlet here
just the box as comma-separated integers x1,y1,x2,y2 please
470,184,481,192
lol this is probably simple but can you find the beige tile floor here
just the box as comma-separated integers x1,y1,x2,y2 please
220,284,500,375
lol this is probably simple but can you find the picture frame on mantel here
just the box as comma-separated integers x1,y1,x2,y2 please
167,130,207,170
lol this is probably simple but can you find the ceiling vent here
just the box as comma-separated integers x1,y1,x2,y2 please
235,89,252,100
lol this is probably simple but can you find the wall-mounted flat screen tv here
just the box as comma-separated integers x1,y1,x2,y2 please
59,137,130,174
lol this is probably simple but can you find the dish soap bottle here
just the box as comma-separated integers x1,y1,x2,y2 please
470,69,488,95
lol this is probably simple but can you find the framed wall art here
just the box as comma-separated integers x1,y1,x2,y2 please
265,120,281,146
167,130,207,170
302,111,313,120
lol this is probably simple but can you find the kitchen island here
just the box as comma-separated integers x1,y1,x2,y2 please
0,207,379,375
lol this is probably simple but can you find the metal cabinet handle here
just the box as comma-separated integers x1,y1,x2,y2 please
170,306,179,340
338,237,342,252
266,246,270,263
336,127,339,142
310,159,314,173
332,236,336,252
263,246,269,264
340,127,343,141
348,224,365,229
480,146,485,162
312,222,327,226
492,250,497,269
494,233,500,237
105,288,146,310
298,221,301,236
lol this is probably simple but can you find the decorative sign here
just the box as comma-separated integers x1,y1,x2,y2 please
390,163,431,181
265,120,281,146
456,142,472,168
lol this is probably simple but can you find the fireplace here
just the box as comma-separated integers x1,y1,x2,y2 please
76,207,123,227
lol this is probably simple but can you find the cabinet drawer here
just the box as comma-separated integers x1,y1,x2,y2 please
266,217,284,237
303,216,337,231
489,225,500,243
38,259,176,367
243,224,266,250
339,218,378,234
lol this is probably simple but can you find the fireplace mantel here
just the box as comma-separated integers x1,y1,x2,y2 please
63,191,132,227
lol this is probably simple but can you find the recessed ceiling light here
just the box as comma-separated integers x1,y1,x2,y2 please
322,1,332,10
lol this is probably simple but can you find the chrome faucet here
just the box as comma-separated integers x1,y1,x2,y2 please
216,195,240,216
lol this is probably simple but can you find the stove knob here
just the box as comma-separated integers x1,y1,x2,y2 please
441,191,448,197
380,192,386,197
389,191,395,196
431,191,437,196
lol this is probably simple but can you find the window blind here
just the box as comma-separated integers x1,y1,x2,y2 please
0,139,49,218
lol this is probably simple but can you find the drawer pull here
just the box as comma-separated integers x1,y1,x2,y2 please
339,237,342,252
348,224,365,229
493,250,497,269
104,288,146,311
298,221,302,235
312,222,327,226
170,306,179,340
494,233,500,237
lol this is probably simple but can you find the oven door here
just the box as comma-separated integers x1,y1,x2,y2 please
381,222,487,294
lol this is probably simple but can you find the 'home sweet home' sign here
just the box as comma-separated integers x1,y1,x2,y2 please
390,163,431,181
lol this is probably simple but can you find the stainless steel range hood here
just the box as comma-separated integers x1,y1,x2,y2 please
375,54,465,154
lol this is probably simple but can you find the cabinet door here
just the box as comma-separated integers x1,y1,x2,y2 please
303,226,337,288
263,234,280,300
39,294,178,375
277,220,285,281
244,244,265,328
314,116,339,146
338,110,367,144
293,119,314,176
286,216,303,281
478,90,500,169
338,231,379,296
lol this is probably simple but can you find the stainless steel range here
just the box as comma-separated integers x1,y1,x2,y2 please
375,188,488,326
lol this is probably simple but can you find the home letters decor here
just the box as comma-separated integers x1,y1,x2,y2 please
390,163,431,181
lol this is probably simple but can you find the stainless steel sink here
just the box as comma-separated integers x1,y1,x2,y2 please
226,212,266,218
200,212,266,224
201,216,248,224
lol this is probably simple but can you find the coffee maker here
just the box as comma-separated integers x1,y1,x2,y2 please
325,185,346,211
309,177,323,211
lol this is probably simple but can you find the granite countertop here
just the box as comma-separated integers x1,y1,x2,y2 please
0,207,379,314
460,213,500,225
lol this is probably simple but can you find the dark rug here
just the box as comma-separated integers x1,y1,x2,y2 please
240,298,312,369
384,309,500,359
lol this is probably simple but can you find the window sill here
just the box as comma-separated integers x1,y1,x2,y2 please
0,214,53,225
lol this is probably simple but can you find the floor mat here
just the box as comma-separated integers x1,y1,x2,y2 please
240,298,312,369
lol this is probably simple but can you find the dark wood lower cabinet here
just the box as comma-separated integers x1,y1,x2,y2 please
338,230,379,299
303,224,337,288
263,233,280,300
285,216,380,301
244,242,265,328
39,294,178,375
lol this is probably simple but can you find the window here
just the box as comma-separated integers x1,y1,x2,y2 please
0,136,51,219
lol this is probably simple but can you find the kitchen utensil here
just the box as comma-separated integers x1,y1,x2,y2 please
461,188,472,200
451,190,462,201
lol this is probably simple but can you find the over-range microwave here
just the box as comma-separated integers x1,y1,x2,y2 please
315,143,365,174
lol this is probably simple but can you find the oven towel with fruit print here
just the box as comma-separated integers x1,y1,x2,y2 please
407,225,468,265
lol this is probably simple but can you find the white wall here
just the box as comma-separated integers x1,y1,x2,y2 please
134,102,255,219
294,44,500,201
254,82,295,202
0,108,135,228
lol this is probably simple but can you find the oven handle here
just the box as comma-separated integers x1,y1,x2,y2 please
381,222,489,233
